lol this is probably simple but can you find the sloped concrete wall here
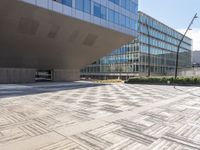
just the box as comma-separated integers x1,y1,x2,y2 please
0,68,36,84
53,69,80,82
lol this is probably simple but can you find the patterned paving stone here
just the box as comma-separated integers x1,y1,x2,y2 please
147,138,199,150
38,139,88,150
0,82,200,149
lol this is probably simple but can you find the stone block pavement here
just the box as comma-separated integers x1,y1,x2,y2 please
0,81,200,150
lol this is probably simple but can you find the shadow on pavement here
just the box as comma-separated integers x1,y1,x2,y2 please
0,82,108,99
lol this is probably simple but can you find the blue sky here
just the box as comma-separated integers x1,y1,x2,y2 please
139,0,200,50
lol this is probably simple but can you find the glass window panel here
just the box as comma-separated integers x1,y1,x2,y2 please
115,0,120,5
75,0,91,13
101,5,107,19
84,0,91,13
121,0,126,8
108,9,115,23
93,3,101,18
62,0,72,7
121,15,126,27
109,0,119,5
130,1,135,12
126,0,130,10
130,19,135,30
75,0,83,11
114,12,119,24
125,16,130,28
93,2,107,19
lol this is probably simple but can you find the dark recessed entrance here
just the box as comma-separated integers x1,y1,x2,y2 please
35,70,52,82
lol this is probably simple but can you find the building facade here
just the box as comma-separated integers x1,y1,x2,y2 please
81,11,192,79
48,0,138,36
0,0,138,83
192,51,200,67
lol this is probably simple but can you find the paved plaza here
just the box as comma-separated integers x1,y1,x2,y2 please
0,82,200,150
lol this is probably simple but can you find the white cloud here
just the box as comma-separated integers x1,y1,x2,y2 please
177,28,200,51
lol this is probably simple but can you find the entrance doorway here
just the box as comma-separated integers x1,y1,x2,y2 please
35,70,52,82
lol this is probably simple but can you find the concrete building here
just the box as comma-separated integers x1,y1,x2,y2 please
81,11,192,79
192,51,200,67
0,0,138,83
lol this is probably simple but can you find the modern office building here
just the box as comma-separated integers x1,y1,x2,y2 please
0,0,138,83
81,11,192,79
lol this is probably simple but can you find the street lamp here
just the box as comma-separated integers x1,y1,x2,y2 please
174,13,198,79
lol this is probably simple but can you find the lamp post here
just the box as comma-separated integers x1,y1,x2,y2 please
174,13,198,79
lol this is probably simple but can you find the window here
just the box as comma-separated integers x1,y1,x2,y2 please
125,16,130,28
84,0,91,13
62,0,72,7
108,9,120,25
109,0,120,5
94,3,101,18
108,9,115,23
130,19,135,30
130,1,137,13
93,2,107,19
114,12,119,24
121,15,126,27
126,0,130,10
53,0,72,7
119,0,138,13
120,0,131,10
120,0,126,9
101,5,107,19
75,0,91,14
75,0,83,11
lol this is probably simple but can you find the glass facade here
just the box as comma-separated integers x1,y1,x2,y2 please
81,11,192,78
75,0,91,14
23,0,138,36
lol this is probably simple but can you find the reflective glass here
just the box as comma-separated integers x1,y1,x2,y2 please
62,0,72,7
121,15,126,27
109,0,120,5
75,0,91,14
84,0,91,13
108,9,115,23
52,0,138,32
94,3,101,18
75,0,83,11
93,2,107,20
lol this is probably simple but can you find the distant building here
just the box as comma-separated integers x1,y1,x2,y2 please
192,51,200,67
81,11,192,79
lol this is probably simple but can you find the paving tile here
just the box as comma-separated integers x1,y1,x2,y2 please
0,82,200,149
0,132,65,150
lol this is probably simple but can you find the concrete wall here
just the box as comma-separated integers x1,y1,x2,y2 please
192,51,200,66
0,68,36,84
166,67,200,77
53,69,80,82
0,68,80,83
177,68,200,77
